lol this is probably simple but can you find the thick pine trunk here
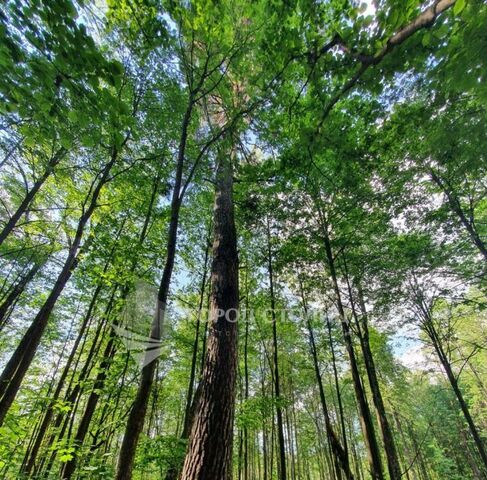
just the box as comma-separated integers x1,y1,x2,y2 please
180,151,239,480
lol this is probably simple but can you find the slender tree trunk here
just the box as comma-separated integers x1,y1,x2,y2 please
320,214,384,480
60,170,160,479
22,218,125,474
182,231,211,438
344,271,401,480
243,269,250,480
0,147,120,426
180,150,239,480
0,260,42,331
0,147,66,247
429,170,487,261
165,231,211,480
21,285,101,474
60,336,117,478
114,98,194,480
299,279,354,480
424,317,487,472
326,316,348,458
266,221,287,480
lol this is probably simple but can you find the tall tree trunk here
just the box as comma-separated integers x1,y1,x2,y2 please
0,146,120,426
180,150,239,480
0,260,42,331
0,147,66,247
299,278,354,480
182,231,211,438
429,169,487,261
165,231,211,480
266,221,287,480
326,316,348,458
243,268,250,480
423,314,487,473
319,214,384,480
21,283,102,475
59,170,160,479
21,217,125,474
344,269,402,480
60,335,117,478
114,97,194,480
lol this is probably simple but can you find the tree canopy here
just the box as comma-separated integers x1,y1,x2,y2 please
0,0,486,479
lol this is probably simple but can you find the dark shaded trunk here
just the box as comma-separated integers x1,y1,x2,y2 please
115,99,193,480
0,147,66,247
165,232,211,480
182,232,211,438
243,269,250,480
0,260,42,331
60,171,161,479
320,218,384,480
180,151,239,480
326,316,348,458
299,279,354,480
344,271,401,480
0,147,119,426
266,222,287,480
424,316,487,473
60,336,117,478
21,283,102,475
21,218,125,474
429,169,487,261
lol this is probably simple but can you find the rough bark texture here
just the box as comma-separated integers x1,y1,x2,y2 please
180,152,239,480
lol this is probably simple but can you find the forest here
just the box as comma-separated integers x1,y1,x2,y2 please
0,0,486,479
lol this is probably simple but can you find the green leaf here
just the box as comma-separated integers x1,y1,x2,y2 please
68,110,78,123
453,0,466,15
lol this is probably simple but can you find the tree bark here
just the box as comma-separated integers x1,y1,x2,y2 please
0,147,66,247
266,221,287,480
165,231,211,480
180,150,239,480
0,146,119,426
0,260,43,331
345,272,402,480
429,169,487,261
319,213,384,480
423,315,487,473
299,278,354,480
114,97,194,480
